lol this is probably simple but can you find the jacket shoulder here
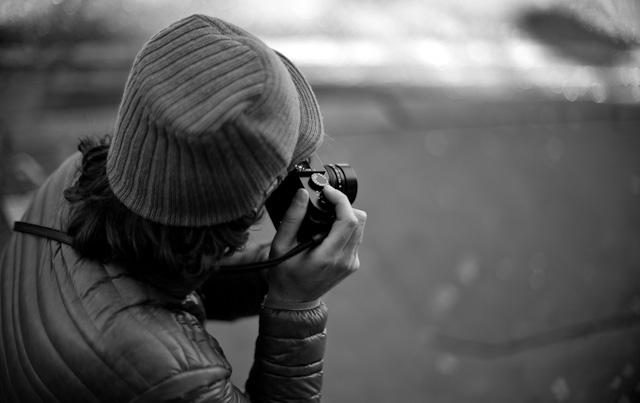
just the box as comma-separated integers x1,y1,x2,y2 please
57,249,235,392
1,152,238,403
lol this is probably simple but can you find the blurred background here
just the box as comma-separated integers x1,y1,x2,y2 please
2,0,640,402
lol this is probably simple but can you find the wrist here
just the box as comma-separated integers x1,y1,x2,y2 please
262,294,321,311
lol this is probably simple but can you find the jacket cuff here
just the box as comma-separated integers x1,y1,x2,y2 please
262,295,321,311
259,301,328,339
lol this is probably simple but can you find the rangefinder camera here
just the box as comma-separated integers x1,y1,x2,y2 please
265,154,357,241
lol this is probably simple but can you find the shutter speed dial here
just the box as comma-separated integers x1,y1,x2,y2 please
309,173,328,190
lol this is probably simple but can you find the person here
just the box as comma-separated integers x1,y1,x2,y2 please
0,14,366,403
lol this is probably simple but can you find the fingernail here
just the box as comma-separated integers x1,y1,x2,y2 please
295,188,308,202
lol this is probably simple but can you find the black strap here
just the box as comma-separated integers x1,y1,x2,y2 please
218,233,326,275
12,221,325,274
13,221,73,245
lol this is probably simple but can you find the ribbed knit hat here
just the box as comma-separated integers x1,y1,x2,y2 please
106,14,324,226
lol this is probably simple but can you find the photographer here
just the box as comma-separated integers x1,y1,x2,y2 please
0,14,366,403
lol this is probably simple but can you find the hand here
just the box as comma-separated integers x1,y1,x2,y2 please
267,185,367,303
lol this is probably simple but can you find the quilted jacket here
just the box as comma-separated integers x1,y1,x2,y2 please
0,153,328,402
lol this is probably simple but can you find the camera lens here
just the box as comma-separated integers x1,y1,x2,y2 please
323,164,357,204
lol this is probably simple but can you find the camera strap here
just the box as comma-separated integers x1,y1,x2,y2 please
13,221,73,245
12,221,325,275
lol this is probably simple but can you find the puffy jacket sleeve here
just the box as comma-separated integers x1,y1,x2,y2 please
130,302,328,403
246,302,328,402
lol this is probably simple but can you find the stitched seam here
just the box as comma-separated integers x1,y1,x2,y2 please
127,366,230,403
259,358,323,369
249,391,322,401
98,262,200,374
187,378,230,403
260,332,326,342
53,244,150,394
2,240,60,403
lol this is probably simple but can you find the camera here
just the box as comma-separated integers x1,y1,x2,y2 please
265,153,357,241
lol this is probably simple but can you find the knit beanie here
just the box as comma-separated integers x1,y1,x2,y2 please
106,14,324,227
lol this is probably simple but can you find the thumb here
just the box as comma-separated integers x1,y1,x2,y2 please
272,188,309,248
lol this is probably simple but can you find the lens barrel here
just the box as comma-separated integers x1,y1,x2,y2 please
324,164,357,204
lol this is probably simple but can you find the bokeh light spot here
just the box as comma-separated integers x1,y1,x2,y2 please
435,353,460,375
457,255,481,286
550,376,570,402
431,283,460,316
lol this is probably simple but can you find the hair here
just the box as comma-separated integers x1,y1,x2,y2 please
64,135,262,283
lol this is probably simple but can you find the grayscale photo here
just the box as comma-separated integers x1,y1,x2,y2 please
1,1,639,402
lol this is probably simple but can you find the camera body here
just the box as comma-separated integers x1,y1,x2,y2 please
265,154,357,241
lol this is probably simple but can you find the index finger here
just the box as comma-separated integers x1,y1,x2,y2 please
272,188,309,249
319,185,358,250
